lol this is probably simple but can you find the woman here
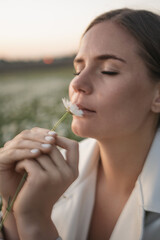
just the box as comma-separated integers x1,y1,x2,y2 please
0,8,160,240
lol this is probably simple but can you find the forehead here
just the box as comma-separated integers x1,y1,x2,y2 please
77,21,139,61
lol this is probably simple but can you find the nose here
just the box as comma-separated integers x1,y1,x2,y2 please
70,72,93,95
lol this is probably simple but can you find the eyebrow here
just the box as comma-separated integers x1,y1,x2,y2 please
74,54,126,64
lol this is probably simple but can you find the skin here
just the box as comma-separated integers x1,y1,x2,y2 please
0,128,79,239
69,21,160,239
70,21,159,140
0,20,160,240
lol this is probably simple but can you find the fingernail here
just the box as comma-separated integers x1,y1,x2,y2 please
31,149,40,154
45,136,54,141
41,143,52,148
48,131,56,136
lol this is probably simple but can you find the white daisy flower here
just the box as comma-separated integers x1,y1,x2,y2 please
62,98,83,117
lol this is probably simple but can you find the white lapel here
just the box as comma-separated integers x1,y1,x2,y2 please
52,129,160,240
110,129,160,240
110,180,144,240
52,138,99,240
139,128,160,214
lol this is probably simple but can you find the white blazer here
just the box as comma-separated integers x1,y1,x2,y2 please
51,129,160,240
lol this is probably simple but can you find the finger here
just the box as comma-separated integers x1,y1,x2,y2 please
37,149,75,181
36,151,77,186
3,140,11,147
36,154,58,172
49,145,70,171
55,136,79,175
5,139,55,154
31,127,56,134
0,148,41,168
15,159,45,178
15,128,57,144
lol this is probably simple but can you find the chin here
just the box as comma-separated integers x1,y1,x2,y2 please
71,125,88,138
71,121,96,139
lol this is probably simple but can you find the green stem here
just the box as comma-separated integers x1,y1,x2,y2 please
0,110,70,231
50,111,70,131
0,173,27,231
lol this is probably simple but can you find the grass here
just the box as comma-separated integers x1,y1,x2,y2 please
0,66,83,147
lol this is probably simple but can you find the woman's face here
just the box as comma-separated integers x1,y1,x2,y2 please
69,21,158,139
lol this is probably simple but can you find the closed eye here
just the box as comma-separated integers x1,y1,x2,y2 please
73,71,119,76
101,71,118,75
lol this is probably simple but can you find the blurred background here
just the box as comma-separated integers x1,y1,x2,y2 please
0,0,159,146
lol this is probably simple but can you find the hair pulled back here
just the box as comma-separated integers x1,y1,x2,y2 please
83,8,160,81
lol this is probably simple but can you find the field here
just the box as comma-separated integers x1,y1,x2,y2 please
0,66,83,147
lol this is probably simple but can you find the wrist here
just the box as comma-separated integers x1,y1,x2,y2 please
0,205,19,240
16,215,59,240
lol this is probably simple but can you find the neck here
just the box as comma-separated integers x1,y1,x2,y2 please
97,125,157,194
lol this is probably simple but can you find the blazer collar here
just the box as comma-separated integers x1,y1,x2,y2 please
58,129,160,214
76,130,160,214
111,129,160,240
57,138,99,199
52,138,99,240
110,181,145,240
139,128,160,213
53,131,160,240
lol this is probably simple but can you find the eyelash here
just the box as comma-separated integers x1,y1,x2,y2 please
101,71,118,75
73,71,118,76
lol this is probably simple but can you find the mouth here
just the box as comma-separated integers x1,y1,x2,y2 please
75,103,96,114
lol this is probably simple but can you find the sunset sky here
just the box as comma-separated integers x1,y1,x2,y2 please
0,0,159,60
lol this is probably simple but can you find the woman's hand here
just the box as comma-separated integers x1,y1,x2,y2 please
0,127,56,204
12,135,79,240
14,135,79,218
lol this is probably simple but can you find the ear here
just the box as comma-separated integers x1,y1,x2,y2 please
151,85,160,113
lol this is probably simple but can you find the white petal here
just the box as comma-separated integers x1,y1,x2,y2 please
72,108,83,116
62,98,68,109
70,104,77,112
62,98,83,116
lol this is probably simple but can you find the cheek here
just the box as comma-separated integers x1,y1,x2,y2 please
97,81,133,111
98,77,152,124
102,73,148,108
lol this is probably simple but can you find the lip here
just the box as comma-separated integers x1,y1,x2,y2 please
74,103,96,115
